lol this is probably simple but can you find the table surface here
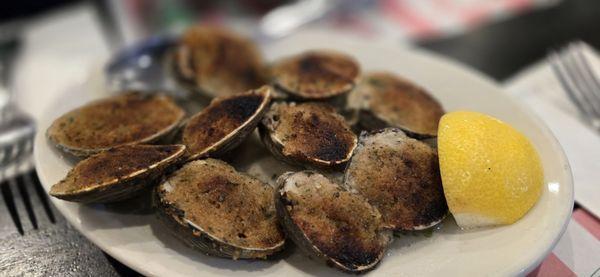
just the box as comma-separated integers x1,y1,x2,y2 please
419,0,600,81
1,0,599,276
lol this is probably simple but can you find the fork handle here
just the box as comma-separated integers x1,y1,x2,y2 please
0,36,22,101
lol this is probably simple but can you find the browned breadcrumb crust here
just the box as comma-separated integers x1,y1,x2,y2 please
50,144,185,195
353,72,444,136
262,102,356,165
47,93,184,153
173,26,266,97
272,50,360,99
279,172,388,270
345,129,448,230
182,87,270,159
159,159,284,250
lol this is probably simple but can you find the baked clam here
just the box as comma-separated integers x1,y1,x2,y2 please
182,86,271,161
50,144,185,203
344,128,448,231
47,92,185,157
154,159,285,259
171,26,266,98
271,50,360,101
259,102,357,169
275,171,392,273
348,72,444,138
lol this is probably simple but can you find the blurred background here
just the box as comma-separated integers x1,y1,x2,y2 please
1,0,600,276
3,0,599,81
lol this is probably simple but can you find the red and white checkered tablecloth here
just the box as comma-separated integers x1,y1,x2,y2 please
190,0,561,43
527,209,600,276
377,0,560,39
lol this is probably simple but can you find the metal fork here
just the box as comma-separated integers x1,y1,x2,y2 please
549,41,600,131
0,120,53,236
0,35,54,235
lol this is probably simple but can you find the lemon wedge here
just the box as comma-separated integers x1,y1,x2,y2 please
438,111,543,228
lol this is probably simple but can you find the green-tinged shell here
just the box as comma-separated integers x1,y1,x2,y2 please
259,102,357,170
271,50,360,101
170,26,267,99
344,128,448,231
182,86,271,161
50,144,186,203
46,92,185,157
275,171,392,273
347,72,444,138
154,159,285,259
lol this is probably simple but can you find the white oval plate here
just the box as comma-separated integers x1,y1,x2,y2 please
34,31,573,277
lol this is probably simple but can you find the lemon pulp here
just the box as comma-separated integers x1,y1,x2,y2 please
437,111,543,228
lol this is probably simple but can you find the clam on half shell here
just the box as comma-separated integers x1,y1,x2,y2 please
171,26,267,99
46,92,185,157
259,102,357,169
271,50,360,101
347,72,445,138
154,159,285,259
182,86,271,161
275,171,392,273
344,128,448,231
50,144,186,203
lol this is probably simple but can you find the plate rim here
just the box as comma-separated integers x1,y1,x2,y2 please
33,32,574,277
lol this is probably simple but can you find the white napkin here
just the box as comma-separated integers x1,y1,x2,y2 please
504,44,600,218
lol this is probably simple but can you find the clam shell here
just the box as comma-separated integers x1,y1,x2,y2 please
182,86,272,161
271,50,360,100
50,144,186,203
275,171,392,273
344,128,448,231
154,159,285,259
46,92,185,157
348,72,444,138
259,102,357,169
170,26,267,99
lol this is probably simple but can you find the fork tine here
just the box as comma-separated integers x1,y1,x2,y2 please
549,52,598,120
15,137,30,162
29,170,55,223
0,144,14,168
26,137,33,154
1,180,24,235
558,50,599,112
571,42,600,105
16,174,38,229
561,44,600,117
